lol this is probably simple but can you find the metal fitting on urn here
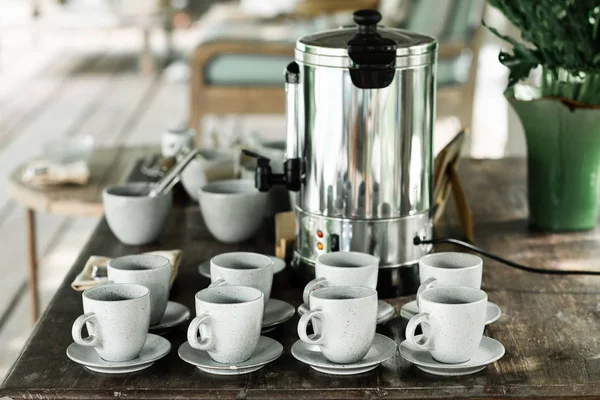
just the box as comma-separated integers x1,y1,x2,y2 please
245,9,437,297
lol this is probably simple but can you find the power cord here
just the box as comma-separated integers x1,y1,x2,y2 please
413,236,600,276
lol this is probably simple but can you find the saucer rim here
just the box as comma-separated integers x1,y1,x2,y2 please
67,333,171,369
291,333,397,370
262,298,295,328
85,362,155,374
150,301,191,331
310,364,379,375
400,300,502,325
198,255,285,278
197,364,265,375
178,335,283,370
416,364,486,376
399,335,505,370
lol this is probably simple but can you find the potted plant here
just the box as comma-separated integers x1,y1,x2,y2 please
485,1,600,231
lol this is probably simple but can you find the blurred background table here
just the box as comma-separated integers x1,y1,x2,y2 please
7,146,155,321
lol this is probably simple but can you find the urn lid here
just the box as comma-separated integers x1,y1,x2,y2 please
296,9,437,72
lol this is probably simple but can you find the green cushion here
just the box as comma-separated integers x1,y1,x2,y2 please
204,54,468,86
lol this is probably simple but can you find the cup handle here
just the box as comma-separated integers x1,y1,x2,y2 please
187,314,213,351
405,312,433,351
208,278,226,288
297,309,324,345
302,277,329,304
416,277,437,307
72,312,100,347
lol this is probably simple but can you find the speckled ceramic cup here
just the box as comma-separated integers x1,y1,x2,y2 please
198,180,268,243
417,252,483,307
302,252,379,304
406,286,487,364
107,254,171,326
209,252,273,308
72,283,151,362
188,286,264,364
298,286,378,364
103,182,172,245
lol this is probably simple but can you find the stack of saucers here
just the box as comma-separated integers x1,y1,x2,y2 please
399,253,505,376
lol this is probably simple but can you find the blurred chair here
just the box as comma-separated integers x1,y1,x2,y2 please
189,0,485,143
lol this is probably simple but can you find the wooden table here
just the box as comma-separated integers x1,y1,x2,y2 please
7,146,155,321
3,158,600,399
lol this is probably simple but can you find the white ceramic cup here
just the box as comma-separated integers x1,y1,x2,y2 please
209,252,274,308
417,252,483,307
198,180,268,243
406,286,487,364
187,286,264,364
72,283,150,362
302,251,379,304
298,286,378,364
103,182,172,246
161,128,194,158
107,254,171,326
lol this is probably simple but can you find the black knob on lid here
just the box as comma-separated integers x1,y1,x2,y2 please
347,9,396,89
353,9,381,34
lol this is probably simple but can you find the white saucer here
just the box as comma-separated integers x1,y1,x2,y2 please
291,333,397,375
400,300,502,325
399,335,505,376
262,298,295,332
198,255,286,278
298,300,395,325
178,335,283,375
66,333,171,374
150,301,191,332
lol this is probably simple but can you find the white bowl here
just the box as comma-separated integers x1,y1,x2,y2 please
181,149,235,202
198,180,267,243
103,182,172,245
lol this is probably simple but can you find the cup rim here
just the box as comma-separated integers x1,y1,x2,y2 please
107,254,170,273
103,182,169,198
195,285,264,305
419,252,482,271
83,283,149,302
210,252,273,271
310,286,377,301
198,179,260,198
418,286,487,306
317,251,379,269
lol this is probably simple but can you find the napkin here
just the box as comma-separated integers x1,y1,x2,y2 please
21,159,90,186
71,250,183,291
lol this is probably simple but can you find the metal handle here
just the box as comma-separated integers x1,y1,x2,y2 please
149,148,200,197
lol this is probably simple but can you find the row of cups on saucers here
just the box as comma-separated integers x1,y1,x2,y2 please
66,252,296,375
188,251,395,375
397,252,506,377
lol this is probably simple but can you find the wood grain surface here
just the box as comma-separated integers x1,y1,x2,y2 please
2,158,600,399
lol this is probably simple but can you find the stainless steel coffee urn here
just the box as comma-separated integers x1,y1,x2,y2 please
247,10,437,297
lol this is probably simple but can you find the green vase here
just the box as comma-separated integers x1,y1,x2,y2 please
507,87,600,231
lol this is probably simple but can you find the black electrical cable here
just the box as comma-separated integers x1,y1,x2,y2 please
414,236,600,276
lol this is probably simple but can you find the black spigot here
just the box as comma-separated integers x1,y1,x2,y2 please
242,149,302,192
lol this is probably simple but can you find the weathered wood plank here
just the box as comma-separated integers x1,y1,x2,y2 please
3,159,600,399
